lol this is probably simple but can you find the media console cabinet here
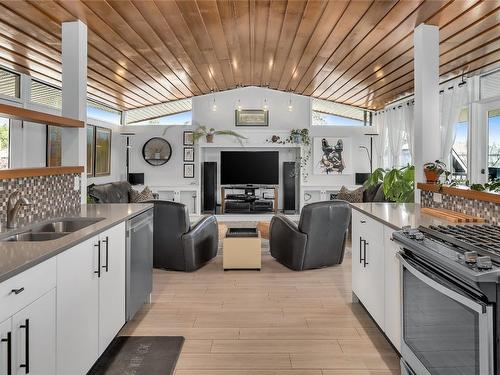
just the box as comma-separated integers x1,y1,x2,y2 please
221,186,278,214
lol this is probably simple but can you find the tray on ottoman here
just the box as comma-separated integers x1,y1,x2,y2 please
226,227,259,238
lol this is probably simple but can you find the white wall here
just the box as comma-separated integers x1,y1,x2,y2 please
120,124,198,187
194,86,373,187
192,86,311,130
123,87,374,208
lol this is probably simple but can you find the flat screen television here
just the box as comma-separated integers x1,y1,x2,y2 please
220,151,279,185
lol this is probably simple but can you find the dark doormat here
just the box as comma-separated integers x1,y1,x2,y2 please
88,336,184,375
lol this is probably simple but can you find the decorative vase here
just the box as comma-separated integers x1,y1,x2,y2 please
292,134,301,144
206,134,214,143
424,168,440,184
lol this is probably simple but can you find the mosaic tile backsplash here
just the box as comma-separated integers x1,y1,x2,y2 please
421,190,500,225
0,173,81,227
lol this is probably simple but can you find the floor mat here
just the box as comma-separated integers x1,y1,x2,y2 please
88,336,184,375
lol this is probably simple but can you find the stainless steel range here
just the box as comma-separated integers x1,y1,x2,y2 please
393,224,500,375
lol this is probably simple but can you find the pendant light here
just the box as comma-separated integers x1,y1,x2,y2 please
236,99,242,111
262,98,268,111
288,91,293,112
211,93,217,112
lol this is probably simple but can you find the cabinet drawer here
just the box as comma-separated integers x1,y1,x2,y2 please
0,258,56,322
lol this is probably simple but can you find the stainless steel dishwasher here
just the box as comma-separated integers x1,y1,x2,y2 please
126,209,153,321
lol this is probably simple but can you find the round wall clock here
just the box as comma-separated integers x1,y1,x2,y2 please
142,137,172,166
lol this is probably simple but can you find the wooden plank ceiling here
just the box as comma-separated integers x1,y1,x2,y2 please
0,0,499,110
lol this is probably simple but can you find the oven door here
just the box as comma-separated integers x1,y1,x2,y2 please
398,253,494,375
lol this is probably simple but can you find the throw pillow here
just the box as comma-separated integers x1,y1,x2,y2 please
336,186,364,203
130,186,155,203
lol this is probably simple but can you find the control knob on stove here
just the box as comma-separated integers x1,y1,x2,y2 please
477,256,493,270
464,251,478,264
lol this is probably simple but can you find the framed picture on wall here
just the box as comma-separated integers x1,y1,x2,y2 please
312,137,352,175
94,126,112,177
184,164,194,178
87,125,95,177
183,147,194,162
183,131,194,146
46,125,62,167
235,109,269,127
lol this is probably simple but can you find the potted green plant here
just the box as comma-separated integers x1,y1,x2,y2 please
423,160,446,184
192,125,247,144
364,165,415,203
287,128,310,145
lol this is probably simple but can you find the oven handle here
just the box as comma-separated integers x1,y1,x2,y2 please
397,253,487,314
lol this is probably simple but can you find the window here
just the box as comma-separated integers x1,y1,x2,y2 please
0,68,20,99
0,117,9,169
311,98,371,126
488,109,500,180
125,98,192,125
30,80,62,109
87,100,122,125
451,108,469,179
130,111,192,126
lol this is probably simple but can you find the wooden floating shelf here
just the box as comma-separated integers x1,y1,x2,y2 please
0,103,84,128
0,166,84,180
417,183,500,204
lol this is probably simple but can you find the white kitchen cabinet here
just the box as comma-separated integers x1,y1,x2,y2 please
352,211,385,328
351,209,403,352
383,226,402,351
0,318,11,375
351,210,365,302
57,222,126,374
12,289,56,375
0,258,56,375
98,222,126,355
56,238,99,375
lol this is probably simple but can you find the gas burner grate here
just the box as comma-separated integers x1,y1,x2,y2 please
427,225,500,254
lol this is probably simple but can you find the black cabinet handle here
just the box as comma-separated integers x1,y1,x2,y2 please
102,236,109,272
11,287,24,295
359,237,364,264
363,241,369,268
94,241,101,278
360,220,366,224
1,331,11,375
360,237,367,265
19,319,29,374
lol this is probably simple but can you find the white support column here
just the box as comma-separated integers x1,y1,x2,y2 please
61,20,87,203
413,24,440,202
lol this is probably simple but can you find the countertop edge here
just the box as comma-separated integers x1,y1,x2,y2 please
350,203,401,231
0,204,153,284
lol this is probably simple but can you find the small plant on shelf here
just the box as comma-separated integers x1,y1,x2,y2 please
192,125,247,144
423,160,447,184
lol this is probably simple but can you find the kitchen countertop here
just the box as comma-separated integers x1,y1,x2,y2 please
0,203,153,283
350,203,455,231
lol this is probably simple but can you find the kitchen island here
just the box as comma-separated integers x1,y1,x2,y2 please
348,202,455,353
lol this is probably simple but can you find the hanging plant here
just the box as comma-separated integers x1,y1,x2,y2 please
285,129,311,181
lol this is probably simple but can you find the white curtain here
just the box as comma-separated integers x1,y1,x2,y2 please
403,102,414,160
386,106,405,168
440,85,468,162
373,111,387,169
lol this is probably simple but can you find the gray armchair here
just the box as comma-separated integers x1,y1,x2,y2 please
147,200,218,272
269,201,351,271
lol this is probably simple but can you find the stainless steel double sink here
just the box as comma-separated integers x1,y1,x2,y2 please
1,218,104,242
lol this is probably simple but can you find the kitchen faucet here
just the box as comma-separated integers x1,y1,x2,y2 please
6,190,31,229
